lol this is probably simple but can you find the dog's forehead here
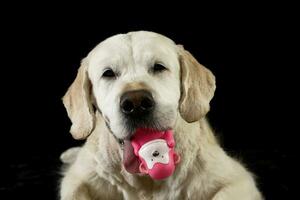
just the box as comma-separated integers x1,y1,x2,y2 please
88,31,177,64
88,34,131,61
129,31,176,48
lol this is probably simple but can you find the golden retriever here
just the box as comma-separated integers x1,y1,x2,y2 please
60,31,263,200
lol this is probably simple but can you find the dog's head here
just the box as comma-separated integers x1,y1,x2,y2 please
63,31,215,141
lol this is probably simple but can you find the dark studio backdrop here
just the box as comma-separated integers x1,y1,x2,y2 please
0,6,297,200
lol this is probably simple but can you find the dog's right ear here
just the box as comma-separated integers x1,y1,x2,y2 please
62,59,95,140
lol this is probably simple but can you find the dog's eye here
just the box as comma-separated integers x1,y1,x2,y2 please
102,68,116,78
152,63,167,73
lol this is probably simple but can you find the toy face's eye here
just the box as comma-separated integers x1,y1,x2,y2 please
152,151,160,157
151,159,153,161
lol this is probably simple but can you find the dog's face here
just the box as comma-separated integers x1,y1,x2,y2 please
88,32,180,139
63,31,216,141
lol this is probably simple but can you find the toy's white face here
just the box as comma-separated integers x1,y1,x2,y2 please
138,139,170,169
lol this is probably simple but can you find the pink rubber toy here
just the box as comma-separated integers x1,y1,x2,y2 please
131,128,180,180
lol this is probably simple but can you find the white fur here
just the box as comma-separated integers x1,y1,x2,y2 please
60,31,263,200
87,32,180,139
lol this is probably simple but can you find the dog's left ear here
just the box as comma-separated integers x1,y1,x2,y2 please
62,58,95,140
178,45,216,123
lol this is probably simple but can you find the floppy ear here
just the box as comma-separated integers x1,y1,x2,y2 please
178,45,216,123
62,59,95,139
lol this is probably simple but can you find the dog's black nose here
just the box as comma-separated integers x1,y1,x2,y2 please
120,90,155,116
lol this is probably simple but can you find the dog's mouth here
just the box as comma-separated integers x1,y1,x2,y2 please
122,128,170,174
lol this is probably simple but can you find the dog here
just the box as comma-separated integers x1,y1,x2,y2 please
60,31,263,200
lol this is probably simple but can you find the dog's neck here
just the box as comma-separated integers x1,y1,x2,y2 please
86,112,218,193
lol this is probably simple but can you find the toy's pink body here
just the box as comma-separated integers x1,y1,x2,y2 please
131,129,180,180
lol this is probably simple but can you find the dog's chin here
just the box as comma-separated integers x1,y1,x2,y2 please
121,113,175,139
124,122,172,140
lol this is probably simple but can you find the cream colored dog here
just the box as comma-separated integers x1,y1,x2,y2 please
60,31,263,200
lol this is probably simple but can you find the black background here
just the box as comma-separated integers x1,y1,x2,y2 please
1,4,297,199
